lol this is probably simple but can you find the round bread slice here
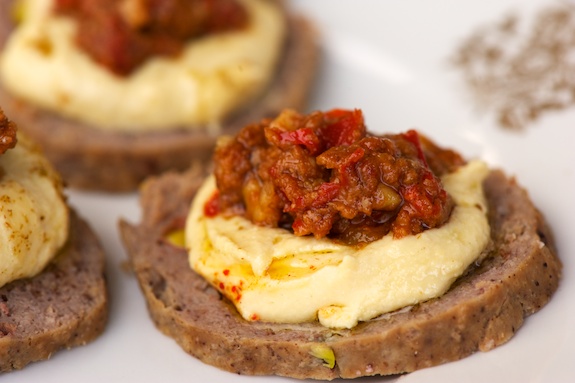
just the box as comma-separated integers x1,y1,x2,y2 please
119,165,561,380
0,210,108,372
0,1,319,192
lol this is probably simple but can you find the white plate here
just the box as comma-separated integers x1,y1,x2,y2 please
5,0,575,382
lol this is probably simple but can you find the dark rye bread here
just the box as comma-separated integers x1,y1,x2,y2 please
0,1,319,192
0,210,108,372
119,166,561,380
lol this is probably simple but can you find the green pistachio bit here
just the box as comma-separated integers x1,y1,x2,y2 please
310,345,336,369
164,229,186,248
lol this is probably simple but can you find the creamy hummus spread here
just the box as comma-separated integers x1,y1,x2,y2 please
186,160,491,329
0,133,69,288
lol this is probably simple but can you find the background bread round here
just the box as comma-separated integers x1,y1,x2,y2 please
0,210,108,372
119,165,561,380
0,1,319,192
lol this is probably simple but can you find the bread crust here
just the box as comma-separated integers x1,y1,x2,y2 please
0,210,108,372
119,166,561,380
0,1,319,192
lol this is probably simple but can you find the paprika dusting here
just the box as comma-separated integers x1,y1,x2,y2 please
53,0,249,76
211,109,465,246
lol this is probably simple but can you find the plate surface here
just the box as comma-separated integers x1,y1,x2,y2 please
4,0,575,382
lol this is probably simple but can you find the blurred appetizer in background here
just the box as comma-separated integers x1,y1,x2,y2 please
0,0,319,191
120,108,561,379
0,108,108,371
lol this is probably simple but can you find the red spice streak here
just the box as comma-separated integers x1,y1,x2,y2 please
250,314,260,321
223,269,230,276
204,190,220,217
231,285,242,302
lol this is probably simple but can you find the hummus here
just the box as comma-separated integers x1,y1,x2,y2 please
0,133,69,288
186,160,491,329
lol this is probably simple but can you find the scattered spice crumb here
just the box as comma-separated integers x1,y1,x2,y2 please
453,3,575,130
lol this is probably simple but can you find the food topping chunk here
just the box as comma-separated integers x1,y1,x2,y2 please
54,0,249,75
212,109,465,246
0,109,17,155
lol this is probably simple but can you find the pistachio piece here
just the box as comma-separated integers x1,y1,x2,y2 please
11,0,27,23
164,228,186,248
309,344,336,369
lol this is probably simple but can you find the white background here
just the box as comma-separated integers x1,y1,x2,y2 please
4,0,575,382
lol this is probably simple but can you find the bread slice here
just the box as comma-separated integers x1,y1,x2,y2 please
119,165,561,379
0,210,108,372
0,1,319,192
